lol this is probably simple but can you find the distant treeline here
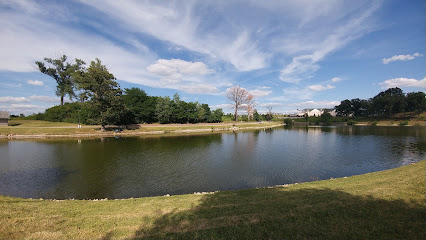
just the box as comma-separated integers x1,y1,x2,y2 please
335,88,426,117
27,88,223,125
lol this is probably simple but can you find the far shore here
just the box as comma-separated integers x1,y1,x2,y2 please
0,120,284,139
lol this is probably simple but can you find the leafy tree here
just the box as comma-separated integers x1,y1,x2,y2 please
320,110,333,125
156,96,172,124
35,55,85,106
335,99,352,116
371,88,405,117
351,98,370,117
74,58,128,130
405,92,426,113
253,109,260,121
210,109,224,123
122,88,149,123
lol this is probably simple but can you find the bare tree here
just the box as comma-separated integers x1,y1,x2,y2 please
226,86,249,121
266,106,273,121
245,94,255,120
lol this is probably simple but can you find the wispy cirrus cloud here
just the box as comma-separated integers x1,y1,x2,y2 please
331,77,342,82
382,53,422,64
279,1,382,83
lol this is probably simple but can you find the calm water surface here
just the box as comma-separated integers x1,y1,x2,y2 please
0,126,425,199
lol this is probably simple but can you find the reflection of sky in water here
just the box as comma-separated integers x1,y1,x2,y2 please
0,126,424,199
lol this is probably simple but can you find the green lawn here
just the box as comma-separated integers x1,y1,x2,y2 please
0,161,424,239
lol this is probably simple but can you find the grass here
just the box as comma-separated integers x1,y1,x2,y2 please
0,120,282,137
0,160,424,239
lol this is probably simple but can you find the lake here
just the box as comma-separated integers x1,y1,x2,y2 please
0,126,425,199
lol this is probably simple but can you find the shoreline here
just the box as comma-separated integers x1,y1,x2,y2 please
0,123,284,139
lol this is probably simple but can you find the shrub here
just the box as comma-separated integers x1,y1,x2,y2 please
347,120,357,125
370,121,378,126
284,119,293,126
398,121,409,126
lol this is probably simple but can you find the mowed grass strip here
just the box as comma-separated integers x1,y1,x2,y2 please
0,120,282,136
0,161,424,239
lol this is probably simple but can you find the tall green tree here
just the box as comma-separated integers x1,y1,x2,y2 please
335,99,352,116
75,58,127,130
405,92,426,114
122,88,149,123
35,55,85,106
156,96,172,124
371,88,405,117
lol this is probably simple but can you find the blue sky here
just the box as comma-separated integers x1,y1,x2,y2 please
0,0,424,115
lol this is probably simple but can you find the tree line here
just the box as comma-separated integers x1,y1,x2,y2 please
335,87,426,118
32,55,223,129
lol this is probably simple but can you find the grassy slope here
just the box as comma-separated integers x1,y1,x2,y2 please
0,120,282,136
0,161,424,239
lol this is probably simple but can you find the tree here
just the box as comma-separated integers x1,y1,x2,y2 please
74,58,127,130
210,108,224,123
122,88,149,123
245,94,255,120
371,87,405,117
156,96,172,124
226,86,249,121
265,106,273,121
320,110,333,125
35,55,85,106
335,99,352,116
405,92,426,114
253,109,260,121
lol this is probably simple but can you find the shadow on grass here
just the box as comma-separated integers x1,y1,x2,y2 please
123,188,425,240
103,124,140,132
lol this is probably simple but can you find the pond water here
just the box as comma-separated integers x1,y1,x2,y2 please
0,126,425,199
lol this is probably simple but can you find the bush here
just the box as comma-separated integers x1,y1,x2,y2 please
370,121,378,126
398,121,409,126
347,120,357,125
284,119,293,126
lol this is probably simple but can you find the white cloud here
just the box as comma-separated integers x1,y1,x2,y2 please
248,89,272,98
147,59,213,81
179,83,219,94
382,53,423,64
282,87,316,100
27,80,44,86
308,84,335,91
79,1,268,71
28,95,59,103
331,77,342,82
210,103,233,110
145,59,221,94
258,102,283,108
0,96,30,103
379,77,426,89
258,86,271,90
0,104,45,115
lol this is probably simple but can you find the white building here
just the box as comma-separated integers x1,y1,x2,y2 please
293,108,337,117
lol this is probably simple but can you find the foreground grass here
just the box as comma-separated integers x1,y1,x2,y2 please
0,161,424,239
0,120,282,137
